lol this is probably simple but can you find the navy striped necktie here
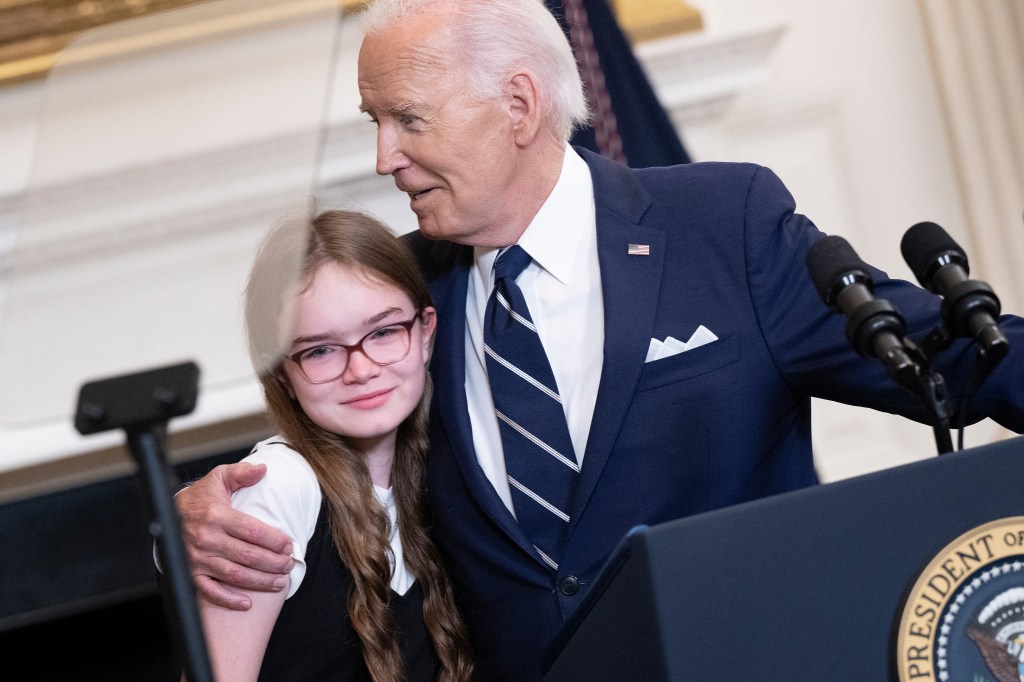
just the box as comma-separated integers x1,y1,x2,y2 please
484,245,578,570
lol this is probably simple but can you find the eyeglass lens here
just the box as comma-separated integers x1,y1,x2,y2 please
297,321,413,383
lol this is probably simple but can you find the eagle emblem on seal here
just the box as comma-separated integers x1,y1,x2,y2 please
967,587,1024,682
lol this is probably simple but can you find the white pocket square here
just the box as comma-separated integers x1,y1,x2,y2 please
645,325,719,362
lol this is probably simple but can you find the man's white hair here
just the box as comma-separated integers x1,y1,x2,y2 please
360,0,590,141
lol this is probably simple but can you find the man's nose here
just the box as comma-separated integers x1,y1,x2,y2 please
376,125,409,176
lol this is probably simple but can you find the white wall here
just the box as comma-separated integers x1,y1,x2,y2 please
692,0,965,271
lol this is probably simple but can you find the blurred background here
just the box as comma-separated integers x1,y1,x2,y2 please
1,0,1021,678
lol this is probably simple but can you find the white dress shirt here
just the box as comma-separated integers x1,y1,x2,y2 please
464,145,604,514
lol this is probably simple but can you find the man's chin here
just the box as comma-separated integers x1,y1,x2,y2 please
413,217,449,241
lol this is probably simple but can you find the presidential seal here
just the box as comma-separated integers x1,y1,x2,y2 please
897,517,1024,682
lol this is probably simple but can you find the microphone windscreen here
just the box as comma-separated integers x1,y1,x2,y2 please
806,235,868,304
900,221,966,285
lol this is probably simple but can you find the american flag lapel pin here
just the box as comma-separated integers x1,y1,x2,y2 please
628,243,650,256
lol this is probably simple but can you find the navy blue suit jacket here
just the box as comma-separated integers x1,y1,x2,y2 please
405,148,1024,680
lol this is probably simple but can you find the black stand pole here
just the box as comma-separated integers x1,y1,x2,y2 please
914,371,954,455
875,340,954,455
74,362,213,682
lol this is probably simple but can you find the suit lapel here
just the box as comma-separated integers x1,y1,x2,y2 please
571,149,666,522
426,240,533,548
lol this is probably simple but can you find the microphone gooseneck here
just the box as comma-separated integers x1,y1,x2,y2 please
901,221,1011,450
806,235,918,383
806,234,953,454
900,221,1007,362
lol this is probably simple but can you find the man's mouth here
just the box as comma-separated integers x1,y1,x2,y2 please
409,188,432,200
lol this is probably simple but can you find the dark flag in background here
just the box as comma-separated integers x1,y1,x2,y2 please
545,0,691,167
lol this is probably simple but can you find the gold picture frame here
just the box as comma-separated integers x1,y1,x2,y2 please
0,0,366,87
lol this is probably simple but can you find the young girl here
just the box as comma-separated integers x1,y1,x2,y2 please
198,210,472,681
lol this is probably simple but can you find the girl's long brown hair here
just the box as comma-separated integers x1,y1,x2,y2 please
244,209,472,681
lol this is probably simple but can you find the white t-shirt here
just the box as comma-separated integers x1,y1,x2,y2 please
234,436,413,596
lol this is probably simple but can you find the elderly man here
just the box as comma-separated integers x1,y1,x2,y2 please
178,0,1024,678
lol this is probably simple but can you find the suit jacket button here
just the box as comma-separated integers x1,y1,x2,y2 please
558,575,580,596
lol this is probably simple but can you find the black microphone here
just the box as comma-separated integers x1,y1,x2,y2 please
900,221,1007,360
806,235,919,383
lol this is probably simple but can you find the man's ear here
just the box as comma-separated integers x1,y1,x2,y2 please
507,71,543,147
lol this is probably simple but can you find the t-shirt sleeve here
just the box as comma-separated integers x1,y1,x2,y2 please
232,441,322,598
